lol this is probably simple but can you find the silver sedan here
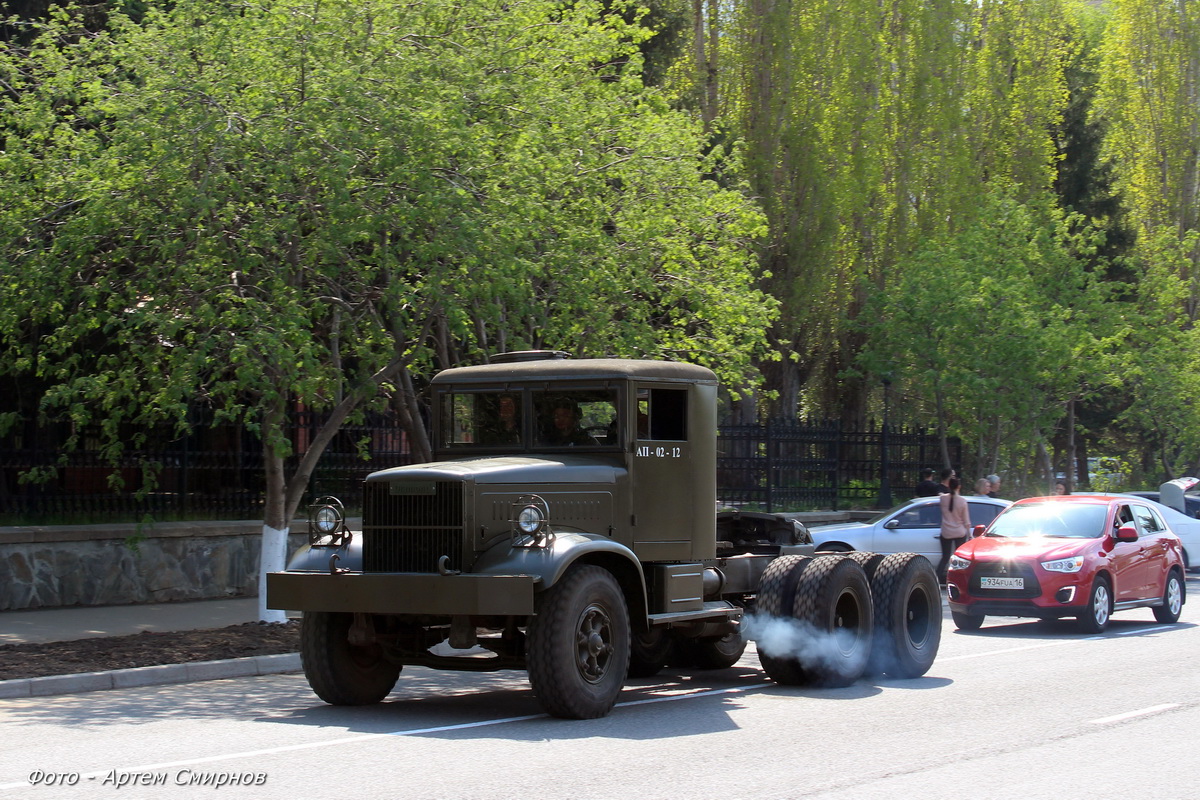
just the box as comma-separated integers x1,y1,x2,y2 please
808,495,1012,561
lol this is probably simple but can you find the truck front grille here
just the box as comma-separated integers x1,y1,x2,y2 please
362,480,465,573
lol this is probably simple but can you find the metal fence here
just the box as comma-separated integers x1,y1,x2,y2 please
0,414,957,523
716,418,961,512
0,411,413,524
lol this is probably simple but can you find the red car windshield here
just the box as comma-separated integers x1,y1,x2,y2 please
986,502,1109,539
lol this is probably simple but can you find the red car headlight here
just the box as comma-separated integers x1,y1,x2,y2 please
1040,555,1084,573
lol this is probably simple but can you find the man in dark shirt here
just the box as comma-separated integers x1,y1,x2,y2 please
938,468,955,493
915,468,942,497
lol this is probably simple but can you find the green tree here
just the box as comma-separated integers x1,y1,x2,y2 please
720,0,1078,428
0,0,772,619
1098,0,1200,474
859,186,1112,490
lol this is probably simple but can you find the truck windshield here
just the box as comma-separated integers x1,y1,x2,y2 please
437,388,620,450
439,391,524,448
533,389,619,447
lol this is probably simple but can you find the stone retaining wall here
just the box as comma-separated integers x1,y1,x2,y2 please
0,511,870,611
0,522,308,611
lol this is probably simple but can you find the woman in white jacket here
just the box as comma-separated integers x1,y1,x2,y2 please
938,476,971,583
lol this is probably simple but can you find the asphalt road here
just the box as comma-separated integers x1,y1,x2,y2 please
3,577,1199,800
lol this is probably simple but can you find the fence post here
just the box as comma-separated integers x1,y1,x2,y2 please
877,380,893,508
832,420,841,512
764,417,773,513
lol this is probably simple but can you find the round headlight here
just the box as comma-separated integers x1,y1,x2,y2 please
517,505,545,535
315,505,341,534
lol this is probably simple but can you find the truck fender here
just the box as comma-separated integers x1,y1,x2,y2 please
471,532,648,626
282,537,364,572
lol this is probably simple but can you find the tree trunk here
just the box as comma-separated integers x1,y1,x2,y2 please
1064,396,1077,491
934,387,951,469
256,357,412,621
259,399,289,624
397,365,433,463
1036,437,1054,494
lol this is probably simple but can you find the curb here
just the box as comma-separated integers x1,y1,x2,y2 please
0,652,302,700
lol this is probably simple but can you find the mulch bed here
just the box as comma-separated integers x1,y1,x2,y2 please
0,621,301,681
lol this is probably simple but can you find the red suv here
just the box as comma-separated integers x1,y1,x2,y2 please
947,495,1186,632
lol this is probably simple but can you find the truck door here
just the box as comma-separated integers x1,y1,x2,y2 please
629,383,716,561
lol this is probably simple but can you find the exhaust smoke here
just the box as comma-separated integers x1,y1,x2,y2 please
742,613,861,673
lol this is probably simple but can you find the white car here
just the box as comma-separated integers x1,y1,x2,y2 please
809,496,1012,562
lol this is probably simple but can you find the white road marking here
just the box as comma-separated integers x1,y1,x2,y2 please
0,683,774,792
938,640,1079,661
939,624,1164,661
1088,704,1179,726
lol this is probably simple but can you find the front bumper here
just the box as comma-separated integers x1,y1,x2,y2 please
267,571,537,616
947,573,1084,619
947,597,1087,619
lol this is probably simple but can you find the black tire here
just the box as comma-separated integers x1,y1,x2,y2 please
300,611,401,706
755,555,814,685
628,627,674,678
1153,569,1185,623
951,610,983,631
527,564,630,719
789,556,873,687
678,631,748,670
841,550,886,582
866,552,941,678
756,555,813,616
1078,575,1112,633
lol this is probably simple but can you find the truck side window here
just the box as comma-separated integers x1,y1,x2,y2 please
638,388,686,441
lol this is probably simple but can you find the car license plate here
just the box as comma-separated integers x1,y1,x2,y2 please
980,576,1024,590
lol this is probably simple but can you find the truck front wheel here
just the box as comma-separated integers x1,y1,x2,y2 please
527,564,631,719
300,611,401,706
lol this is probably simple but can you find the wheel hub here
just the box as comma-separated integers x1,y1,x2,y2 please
576,604,613,683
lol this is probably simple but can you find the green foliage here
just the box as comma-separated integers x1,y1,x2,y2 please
1096,0,1200,474
858,185,1115,472
0,0,773,525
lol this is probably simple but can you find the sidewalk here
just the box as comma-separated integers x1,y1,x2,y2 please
0,598,301,700
0,597,282,645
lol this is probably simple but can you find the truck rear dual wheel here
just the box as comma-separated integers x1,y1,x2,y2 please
300,611,402,706
864,553,941,678
639,629,747,674
673,631,748,670
527,564,631,719
628,628,674,678
756,555,815,685
790,556,873,687
758,555,872,687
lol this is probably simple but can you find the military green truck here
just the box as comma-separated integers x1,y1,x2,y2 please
267,352,941,719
